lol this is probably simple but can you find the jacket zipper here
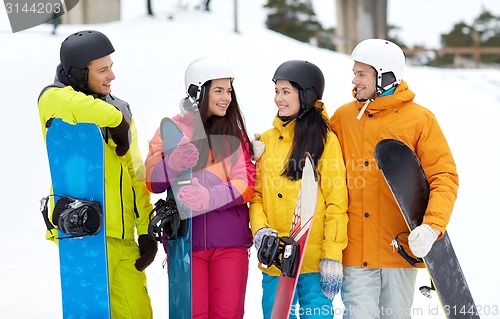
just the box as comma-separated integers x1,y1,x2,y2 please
133,187,139,218
203,171,207,250
120,165,125,239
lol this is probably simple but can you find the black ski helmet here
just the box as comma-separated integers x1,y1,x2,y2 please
272,60,325,118
60,30,115,91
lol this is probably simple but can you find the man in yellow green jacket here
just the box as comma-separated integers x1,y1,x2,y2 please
38,30,157,318
330,39,459,319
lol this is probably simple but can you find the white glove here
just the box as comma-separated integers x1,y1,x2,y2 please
253,227,274,251
408,224,441,258
250,133,265,161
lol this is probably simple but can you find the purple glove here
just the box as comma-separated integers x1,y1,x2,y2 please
168,136,199,173
176,177,210,211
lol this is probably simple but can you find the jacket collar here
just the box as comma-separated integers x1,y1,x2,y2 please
272,115,295,140
352,80,415,117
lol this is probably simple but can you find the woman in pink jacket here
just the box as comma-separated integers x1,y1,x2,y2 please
145,57,255,319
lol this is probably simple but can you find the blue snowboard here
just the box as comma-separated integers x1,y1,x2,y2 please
160,117,192,319
45,118,110,318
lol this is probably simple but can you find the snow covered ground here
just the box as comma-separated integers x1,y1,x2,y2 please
0,0,499,318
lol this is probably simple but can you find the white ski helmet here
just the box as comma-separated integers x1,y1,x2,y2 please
184,57,235,102
351,39,406,91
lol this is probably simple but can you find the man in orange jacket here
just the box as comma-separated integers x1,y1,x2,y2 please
330,39,459,319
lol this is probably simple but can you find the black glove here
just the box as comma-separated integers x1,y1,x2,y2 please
135,234,158,271
109,116,130,156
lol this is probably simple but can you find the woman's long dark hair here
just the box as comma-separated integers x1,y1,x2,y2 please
283,83,331,180
191,80,253,171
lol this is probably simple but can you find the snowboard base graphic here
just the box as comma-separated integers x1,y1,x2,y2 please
45,118,110,318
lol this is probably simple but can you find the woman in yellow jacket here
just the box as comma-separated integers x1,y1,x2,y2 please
330,39,459,319
250,60,348,318
38,30,157,318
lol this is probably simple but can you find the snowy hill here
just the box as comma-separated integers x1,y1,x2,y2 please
0,0,499,318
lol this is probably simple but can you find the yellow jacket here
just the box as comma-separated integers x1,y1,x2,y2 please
38,86,153,241
329,80,459,268
250,107,348,276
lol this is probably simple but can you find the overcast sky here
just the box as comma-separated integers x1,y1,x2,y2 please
312,0,500,48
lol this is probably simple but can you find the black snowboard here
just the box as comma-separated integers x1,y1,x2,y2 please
375,139,479,319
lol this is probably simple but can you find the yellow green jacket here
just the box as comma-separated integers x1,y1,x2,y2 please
249,107,348,276
38,85,153,241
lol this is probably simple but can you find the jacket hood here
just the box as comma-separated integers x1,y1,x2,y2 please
37,64,70,102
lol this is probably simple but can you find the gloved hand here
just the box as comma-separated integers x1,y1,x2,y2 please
135,234,158,271
109,116,130,156
168,136,199,173
176,177,210,211
253,227,274,251
408,224,441,258
319,258,343,300
251,133,265,161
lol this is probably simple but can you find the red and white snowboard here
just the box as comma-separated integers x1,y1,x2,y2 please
271,152,318,319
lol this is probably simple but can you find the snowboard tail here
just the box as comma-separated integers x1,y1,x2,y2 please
375,139,479,319
270,152,318,319
45,118,110,318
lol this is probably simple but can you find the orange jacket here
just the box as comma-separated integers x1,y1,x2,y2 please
329,80,459,268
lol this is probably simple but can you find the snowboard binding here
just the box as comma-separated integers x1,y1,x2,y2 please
258,231,300,278
419,281,435,298
40,195,103,239
390,231,423,266
148,197,188,243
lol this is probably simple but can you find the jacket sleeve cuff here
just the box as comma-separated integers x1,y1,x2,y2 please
149,159,171,193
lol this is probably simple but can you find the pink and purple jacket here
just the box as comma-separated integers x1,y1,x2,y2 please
145,112,255,251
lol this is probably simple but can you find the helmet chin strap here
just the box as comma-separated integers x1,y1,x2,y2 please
355,83,378,120
355,71,397,120
297,88,313,119
67,66,91,93
355,82,398,120
356,99,372,120
278,88,320,122
179,95,200,117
